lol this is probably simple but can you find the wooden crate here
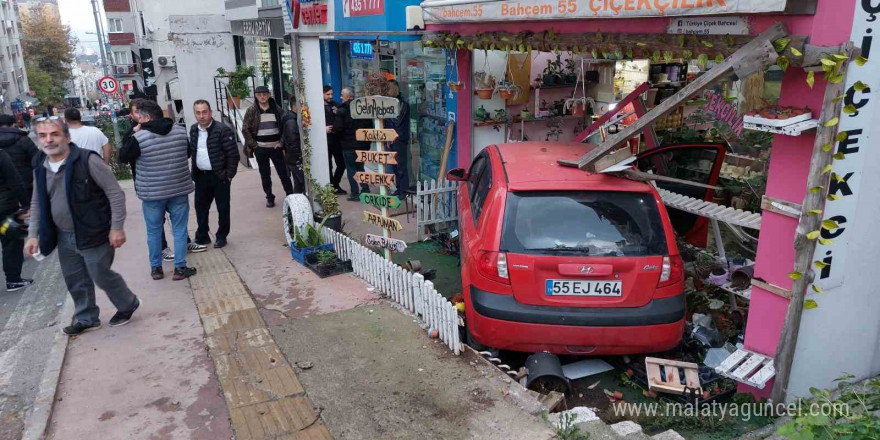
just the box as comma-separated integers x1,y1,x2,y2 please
645,357,702,395
714,349,775,389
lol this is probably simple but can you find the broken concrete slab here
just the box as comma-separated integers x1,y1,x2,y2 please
652,429,687,440
611,420,644,437
548,406,601,429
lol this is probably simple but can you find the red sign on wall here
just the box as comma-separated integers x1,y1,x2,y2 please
301,3,328,25
343,0,384,17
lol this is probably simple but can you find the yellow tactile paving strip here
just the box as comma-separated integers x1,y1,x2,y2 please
186,250,333,440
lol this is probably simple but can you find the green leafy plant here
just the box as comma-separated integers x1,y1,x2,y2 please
541,411,590,440
316,250,337,265
314,183,341,219
777,375,879,440
217,65,256,99
293,223,324,249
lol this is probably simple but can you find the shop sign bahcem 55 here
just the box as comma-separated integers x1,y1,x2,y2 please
422,0,787,23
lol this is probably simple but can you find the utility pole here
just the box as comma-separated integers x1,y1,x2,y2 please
90,0,108,76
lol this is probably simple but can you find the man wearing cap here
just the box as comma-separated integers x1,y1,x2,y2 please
242,86,293,208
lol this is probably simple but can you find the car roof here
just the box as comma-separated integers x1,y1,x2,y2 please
493,142,654,192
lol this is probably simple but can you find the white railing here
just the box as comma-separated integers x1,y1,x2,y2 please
416,179,459,240
320,227,462,355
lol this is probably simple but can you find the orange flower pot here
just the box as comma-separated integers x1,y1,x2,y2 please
475,89,494,99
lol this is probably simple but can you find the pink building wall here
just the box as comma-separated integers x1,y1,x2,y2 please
431,0,858,398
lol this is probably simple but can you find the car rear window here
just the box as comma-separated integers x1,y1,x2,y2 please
500,191,668,257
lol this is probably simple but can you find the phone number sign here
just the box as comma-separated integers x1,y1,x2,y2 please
343,0,384,17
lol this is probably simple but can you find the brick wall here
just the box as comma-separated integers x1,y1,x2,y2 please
102,0,130,12
108,32,135,46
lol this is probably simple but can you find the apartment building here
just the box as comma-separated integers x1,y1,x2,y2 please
102,0,145,97
3,0,29,114
17,0,59,21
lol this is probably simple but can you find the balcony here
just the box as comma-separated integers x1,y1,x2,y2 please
1,72,9,84
108,32,135,46
102,0,131,12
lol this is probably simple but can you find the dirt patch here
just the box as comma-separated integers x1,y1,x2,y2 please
98,411,116,421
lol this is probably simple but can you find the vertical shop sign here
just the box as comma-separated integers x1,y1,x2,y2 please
343,0,384,17
352,96,402,260
811,1,879,290
139,48,157,96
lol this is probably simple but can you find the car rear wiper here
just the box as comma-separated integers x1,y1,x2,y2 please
525,247,590,254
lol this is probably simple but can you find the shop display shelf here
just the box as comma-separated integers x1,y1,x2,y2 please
743,119,818,136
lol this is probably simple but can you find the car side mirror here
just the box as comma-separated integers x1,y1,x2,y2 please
446,168,468,182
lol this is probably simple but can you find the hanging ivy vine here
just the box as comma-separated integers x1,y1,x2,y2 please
293,37,317,197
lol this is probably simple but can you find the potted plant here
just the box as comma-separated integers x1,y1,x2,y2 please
519,108,534,121
563,57,578,85
217,66,256,109
304,249,353,278
542,54,563,86
473,71,496,99
495,81,520,100
448,81,464,93
474,105,491,122
313,183,343,232
289,222,333,265
565,97,593,117
491,109,511,133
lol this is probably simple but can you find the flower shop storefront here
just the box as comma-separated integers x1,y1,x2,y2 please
419,0,880,406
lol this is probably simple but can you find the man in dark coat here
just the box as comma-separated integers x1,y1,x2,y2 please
281,94,305,194
386,80,411,198
323,85,346,195
189,100,240,249
242,86,293,208
0,114,38,203
333,88,371,201
0,148,32,291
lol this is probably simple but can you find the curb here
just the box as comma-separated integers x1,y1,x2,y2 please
21,294,74,440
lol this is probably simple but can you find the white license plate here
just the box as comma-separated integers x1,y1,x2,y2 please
545,279,622,297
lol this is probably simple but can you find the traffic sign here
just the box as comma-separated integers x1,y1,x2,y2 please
98,76,119,94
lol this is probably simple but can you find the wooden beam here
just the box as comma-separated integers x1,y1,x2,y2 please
618,169,722,191
771,42,854,405
761,195,803,219
590,147,632,172
802,44,862,69
575,24,788,171
751,278,793,300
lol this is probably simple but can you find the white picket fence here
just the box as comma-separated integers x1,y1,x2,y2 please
416,179,459,240
320,227,462,355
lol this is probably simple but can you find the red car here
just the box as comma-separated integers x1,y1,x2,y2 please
447,142,727,355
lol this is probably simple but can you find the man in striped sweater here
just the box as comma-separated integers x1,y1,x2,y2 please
243,86,293,208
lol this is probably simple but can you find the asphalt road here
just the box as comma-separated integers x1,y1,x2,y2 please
0,252,69,440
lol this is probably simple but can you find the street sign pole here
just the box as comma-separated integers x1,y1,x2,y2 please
374,117,390,260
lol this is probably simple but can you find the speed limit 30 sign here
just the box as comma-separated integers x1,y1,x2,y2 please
98,76,119,94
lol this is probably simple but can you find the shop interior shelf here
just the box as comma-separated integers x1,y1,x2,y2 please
743,119,818,136
474,114,586,127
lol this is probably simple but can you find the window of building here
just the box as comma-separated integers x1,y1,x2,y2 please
107,18,124,33
112,50,131,65
261,0,280,6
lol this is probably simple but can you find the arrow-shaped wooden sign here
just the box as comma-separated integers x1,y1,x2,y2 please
356,129,399,143
354,172,395,186
360,193,402,209
355,150,398,165
363,211,403,232
351,96,399,119
365,234,407,253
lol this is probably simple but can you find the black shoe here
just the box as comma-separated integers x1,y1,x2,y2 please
173,266,197,281
62,321,101,335
194,237,212,246
214,238,227,248
6,279,34,291
266,199,275,208
334,187,348,195
347,193,359,202
151,267,164,280
110,297,141,327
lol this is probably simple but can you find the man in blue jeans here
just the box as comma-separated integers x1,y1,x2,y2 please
26,117,140,335
119,100,197,281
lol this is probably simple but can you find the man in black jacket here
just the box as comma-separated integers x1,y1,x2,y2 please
281,94,305,194
0,149,32,291
323,85,346,195
189,100,240,248
0,114,38,204
333,88,371,201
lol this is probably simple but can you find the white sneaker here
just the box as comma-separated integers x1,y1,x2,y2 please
162,248,174,262
187,242,208,253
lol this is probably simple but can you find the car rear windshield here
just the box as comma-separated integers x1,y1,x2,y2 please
500,191,668,257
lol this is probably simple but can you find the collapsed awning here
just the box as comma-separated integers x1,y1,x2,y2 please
420,0,789,24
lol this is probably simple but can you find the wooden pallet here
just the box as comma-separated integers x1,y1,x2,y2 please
714,349,775,389
645,357,702,395
657,188,763,230
744,119,818,136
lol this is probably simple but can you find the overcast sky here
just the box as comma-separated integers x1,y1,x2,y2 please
58,0,104,54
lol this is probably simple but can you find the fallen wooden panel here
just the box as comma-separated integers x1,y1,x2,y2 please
715,349,775,389
590,147,633,173
574,23,787,170
645,357,702,396
657,188,762,230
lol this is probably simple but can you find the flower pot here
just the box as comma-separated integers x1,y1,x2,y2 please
542,75,556,86
448,82,463,93
564,74,576,84
475,88,494,99
571,103,587,117
499,89,515,100
226,96,241,109
314,213,343,233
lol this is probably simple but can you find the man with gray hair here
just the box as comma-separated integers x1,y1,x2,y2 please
25,117,140,335
333,87,371,200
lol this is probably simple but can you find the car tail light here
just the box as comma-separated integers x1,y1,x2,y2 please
477,251,510,284
658,255,684,288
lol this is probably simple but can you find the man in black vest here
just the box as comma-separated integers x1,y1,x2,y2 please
26,117,140,336
189,100,239,248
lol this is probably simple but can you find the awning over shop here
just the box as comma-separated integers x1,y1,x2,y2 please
14,93,40,107
420,0,789,24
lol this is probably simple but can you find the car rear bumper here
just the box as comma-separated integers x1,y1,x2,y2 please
467,287,685,355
